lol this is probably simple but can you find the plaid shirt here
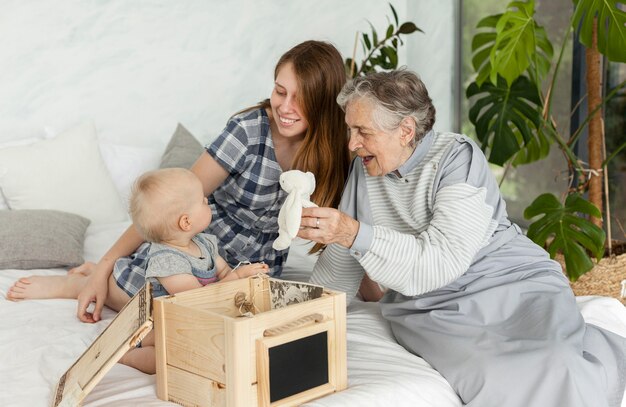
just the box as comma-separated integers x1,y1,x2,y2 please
206,108,287,275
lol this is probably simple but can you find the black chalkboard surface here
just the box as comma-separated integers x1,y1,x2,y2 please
268,331,329,402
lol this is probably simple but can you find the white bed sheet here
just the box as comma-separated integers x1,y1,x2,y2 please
1,222,625,407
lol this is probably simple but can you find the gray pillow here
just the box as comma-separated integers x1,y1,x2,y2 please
0,209,90,269
159,123,204,169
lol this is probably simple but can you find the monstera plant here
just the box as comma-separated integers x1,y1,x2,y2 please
466,0,626,281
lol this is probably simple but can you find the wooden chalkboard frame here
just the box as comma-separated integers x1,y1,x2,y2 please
255,320,336,407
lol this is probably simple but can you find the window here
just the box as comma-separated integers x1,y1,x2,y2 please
461,0,574,228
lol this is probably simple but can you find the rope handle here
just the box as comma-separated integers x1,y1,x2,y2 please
263,313,325,337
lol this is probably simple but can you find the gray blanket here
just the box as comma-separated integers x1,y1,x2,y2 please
381,233,626,407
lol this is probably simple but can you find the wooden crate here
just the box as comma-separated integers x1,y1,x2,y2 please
52,276,347,407
154,275,347,407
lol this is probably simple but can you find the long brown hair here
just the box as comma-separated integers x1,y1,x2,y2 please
262,41,351,253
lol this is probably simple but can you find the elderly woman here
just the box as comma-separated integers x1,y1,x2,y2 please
298,70,626,407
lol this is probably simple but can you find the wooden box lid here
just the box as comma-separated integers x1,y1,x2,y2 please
51,283,153,407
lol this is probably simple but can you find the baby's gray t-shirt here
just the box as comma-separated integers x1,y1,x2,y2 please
145,233,219,288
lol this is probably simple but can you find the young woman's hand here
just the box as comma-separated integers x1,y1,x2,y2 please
298,207,360,249
75,224,144,323
76,264,110,323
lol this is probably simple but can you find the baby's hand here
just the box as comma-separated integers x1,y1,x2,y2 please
235,262,269,278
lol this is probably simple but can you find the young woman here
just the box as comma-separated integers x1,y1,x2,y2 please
8,40,351,325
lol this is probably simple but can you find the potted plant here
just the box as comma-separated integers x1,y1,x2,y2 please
466,0,626,281
345,3,421,78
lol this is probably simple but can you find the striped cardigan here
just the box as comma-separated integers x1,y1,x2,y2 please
310,131,502,302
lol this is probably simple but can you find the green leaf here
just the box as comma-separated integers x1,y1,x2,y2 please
488,0,553,86
603,139,626,167
472,32,498,51
511,132,550,165
362,33,371,50
471,34,496,85
511,118,553,165
477,13,503,29
524,193,606,281
530,26,554,82
390,3,399,26
386,24,394,39
563,244,595,281
523,193,561,217
466,75,543,165
471,14,500,86
380,46,398,69
368,21,379,45
398,22,421,34
471,8,551,86
472,45,491,72
347,8,423,77
572,0,626,63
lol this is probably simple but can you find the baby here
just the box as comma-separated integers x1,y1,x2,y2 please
119,168,268,373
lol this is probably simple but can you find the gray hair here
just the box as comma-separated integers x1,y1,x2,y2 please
336,69,436,141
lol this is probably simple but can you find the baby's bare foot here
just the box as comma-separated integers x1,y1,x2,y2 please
6,274,85,301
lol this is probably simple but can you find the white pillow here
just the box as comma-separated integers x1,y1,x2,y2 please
99,143,163,203
0,122,128,224
0,137,43,210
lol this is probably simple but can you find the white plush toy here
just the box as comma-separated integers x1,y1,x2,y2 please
272,170,318,250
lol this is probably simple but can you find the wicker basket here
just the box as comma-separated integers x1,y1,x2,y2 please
556,253,626,305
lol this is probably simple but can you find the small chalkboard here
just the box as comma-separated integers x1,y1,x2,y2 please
268,331,329,402
256,319,336,406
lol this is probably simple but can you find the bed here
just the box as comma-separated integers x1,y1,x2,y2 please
1,123,625,407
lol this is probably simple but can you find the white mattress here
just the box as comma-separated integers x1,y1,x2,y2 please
1,222,625,407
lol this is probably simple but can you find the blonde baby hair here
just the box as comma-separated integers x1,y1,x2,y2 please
129,168,199,243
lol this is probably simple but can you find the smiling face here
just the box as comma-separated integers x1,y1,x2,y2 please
270,62,309,141
346,98,414,176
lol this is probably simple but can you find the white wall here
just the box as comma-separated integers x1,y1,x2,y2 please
407,0,459,132
0,0,458,148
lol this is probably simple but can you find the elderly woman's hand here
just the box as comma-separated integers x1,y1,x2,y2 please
298,207,360,248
